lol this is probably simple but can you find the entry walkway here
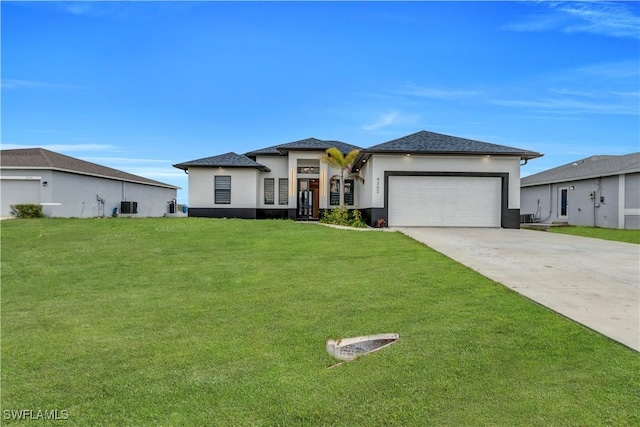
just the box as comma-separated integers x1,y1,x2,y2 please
394,227,640,351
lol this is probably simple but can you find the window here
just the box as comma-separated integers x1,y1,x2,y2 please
297,166,320,174
264,178,275,205
329,179,355,206
330,179,340,206
344,179,354,205
214,176,231,204
279,178,288,205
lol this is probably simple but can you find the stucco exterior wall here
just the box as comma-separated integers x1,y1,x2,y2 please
625,173,640,208
255,156,289,209
361,155,521,210
188,168,258,208
285,151,346,210
521,173,639,229
520,185,550,220
0,168,177,218
355,157,373,209
623,173,640,229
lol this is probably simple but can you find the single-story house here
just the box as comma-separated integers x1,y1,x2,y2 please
1,148,179,218
521,152,640,229
174,130,542,228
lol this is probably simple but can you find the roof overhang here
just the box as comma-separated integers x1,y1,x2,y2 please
351,150,543,172
172,164,271,173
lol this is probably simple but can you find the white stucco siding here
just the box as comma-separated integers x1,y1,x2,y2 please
254,156,289,209
357,157,374,209
367,155,521,209
256,156,288,176
286,151,336,210
188,168,258,208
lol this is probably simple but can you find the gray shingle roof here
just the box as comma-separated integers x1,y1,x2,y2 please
365,130,543,158
173,152,271,172
350,130,543,171
245,138,362,157
1,148,178,188
521,152,640,186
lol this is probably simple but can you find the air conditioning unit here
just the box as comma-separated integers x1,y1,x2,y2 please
120,201,138,214
520,214,534,223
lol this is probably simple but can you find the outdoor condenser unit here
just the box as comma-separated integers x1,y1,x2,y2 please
120,201,138,214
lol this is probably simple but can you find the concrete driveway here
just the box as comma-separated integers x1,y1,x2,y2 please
394,227,640,351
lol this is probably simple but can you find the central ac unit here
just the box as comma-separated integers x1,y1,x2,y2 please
120,201,138,214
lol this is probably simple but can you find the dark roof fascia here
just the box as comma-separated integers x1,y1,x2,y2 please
173,164,271,172
172,151,271,172
1,165,180,189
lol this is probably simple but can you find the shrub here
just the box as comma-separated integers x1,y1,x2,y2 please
320,205,367,228
10,204,44,219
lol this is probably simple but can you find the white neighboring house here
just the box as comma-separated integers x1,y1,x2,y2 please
174,130,542,228
521,152,640,229
0,148,179,218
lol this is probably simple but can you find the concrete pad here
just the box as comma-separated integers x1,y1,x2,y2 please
394,227,640,351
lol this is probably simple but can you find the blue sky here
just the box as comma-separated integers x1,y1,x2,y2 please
2,1,639,203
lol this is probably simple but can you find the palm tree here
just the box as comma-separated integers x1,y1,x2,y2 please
319,147,361,206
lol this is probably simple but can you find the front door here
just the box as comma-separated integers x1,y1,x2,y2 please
558,186,569,220
297,179,319,220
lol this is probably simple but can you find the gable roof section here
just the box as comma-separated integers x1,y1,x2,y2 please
521,152,640,187
173,152,271,172
245,138,362,157
1,148,178,188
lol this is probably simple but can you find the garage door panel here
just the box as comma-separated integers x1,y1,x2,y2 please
388,176,501,227
1,180,41,217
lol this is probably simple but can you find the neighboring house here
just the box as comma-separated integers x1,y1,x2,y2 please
0,148,179,218
521,152,640,229
174,130,542,228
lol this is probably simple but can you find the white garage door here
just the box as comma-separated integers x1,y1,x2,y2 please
1,179,41,217
388,176,501,227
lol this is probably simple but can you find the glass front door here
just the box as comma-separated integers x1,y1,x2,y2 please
297,179,319,219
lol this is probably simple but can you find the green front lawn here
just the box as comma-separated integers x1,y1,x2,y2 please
2,219,638,425
549,225,640,244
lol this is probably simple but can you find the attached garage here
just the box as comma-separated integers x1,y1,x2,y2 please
0,178,41,217
388,175,501,227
